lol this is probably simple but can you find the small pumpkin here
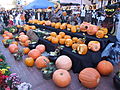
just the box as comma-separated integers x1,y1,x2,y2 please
19,35,29,43
6,33,13,39
53,69,71,87
28,49,41,59
24,57,34,67
59,32,65,38
12,41,18,46
36,44,46,53
30,26,36,30
77,39,85,44
51,22,56,27
71,26,77,33
64,35,71,39
24,40,31,47
19,32,25,35
88,41,101,52
59,39,65,45
55,23,61,29
72,43,79,50
60,24,66,30
96,30,105,38
4,31,9,34
72,37,78,43
8,44,19,53
65,39,73,47
100,27,108,35
62,12,67,16
67,24,72,29
77,44,88,55
35,56,50,68
50,32,57,37
23,48,30,54
97,60,113,75
79,68,101,88
45,20,51,26
51,37,59,44
46,36,53,41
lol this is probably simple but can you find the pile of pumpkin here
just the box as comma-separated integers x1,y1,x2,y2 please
46,31,101,55
28,20,108,38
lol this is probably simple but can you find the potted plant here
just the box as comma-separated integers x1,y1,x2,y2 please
13,50,24,61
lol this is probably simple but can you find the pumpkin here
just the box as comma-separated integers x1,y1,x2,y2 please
97,60,113,75
51,37,59,44
56,35,62,40
64,35,71,39
77,39,85,44
71,26,77,33
65,39,73,47
23,48,30,54
79,68,101,88
24,40,31,47
24,57,34,67
16,25,21,28
2,34,7,38
35,56,50,68
87,25,98,35
55,23,61,29
80,22,91,32
53,69,71,87
8,44,19,53
6,33,13,39
50,32,57,37
28,49,41,59
51,22,56,27
100,27,108,35
28,20,33,23
30,26,36,30
59,32,65,38
19,35,29,43
46,36,53,41
36,44,45,53
60,24,66,30
72,43,79,50
88,41,101,52
19,32,25,35
72,37,78,43
77,44,88,55
67,24,72,29
96,30,105,38
45,20,51,26
59,39,65,45
12,41,18,46
4,31,9,34
4,36,10,39
23,26,30,31
56,55,72,70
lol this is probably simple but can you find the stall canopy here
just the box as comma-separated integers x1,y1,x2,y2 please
24,0,55,10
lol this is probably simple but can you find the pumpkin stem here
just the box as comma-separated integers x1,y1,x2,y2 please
60,73,63,75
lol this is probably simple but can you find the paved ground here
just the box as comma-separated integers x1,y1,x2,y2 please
0,36,119,90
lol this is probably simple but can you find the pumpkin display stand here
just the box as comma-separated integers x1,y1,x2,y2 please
41,62,56,80
113,71,120,89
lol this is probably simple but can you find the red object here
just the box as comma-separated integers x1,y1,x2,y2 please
0,59,3,62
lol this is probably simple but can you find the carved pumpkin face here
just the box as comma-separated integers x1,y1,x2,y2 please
72,43,79,50
88,41,101,52
96,30,105,38
59,32,65,38
87,25,98,35
67,24,72,29
100,27,108,35
50,32,57,37
59,39,65,45
51,22,56,27
65,39,73,47
55,23,61,29
80,22,91,32
64,35,71,39
51,37,59,44
71,26,77,33
77,44,88,55
72,37,78,43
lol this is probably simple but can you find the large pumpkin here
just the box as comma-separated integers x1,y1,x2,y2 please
97,60,113,75
28,49,41,59
53,69,71,87
65,39,73,47
79,68,101,88
45,20,51,26
59,32,65,38
96,30,105,38
87,25,98,35
19,35,29,43
51,22,56,27
24,57,34,67
80,22,91,32
36,44,45,53
71,26,77,33
55,23,61,29
35,56,50,68
51,37,59,44
77,44,88,55
88,41,101,52
55,55,72,70
8,44,19,53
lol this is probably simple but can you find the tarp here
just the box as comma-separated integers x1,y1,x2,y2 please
24,0,54,10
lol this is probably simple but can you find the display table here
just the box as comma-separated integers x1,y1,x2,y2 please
38,38,101,73
27,23,117,50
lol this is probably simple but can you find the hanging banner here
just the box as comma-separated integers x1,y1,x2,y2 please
60,0,81,4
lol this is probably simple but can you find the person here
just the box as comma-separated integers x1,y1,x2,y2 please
15,13,21,25
25,11,30,23
20,13,25,25
76,13,81,25
80,5,86,23
60,11,68,23
3,13,9,26
92,9,98,25
9,13,14,25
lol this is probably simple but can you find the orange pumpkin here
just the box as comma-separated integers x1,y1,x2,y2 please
4,36,10,39
87,25,98,35
19,32,25,35
23,48,30,54
24,40,31,47
64,35,71,39
77,39,85,44
88,41,101,52
59,32,65,38
72,37,78,43
30,26,36,30
79,68,101,88
51,22,56,27
51,37,59,44
56,35,62,40
80,22,91,32
67,24,72,29
45,20,51,26
56,55,72,70
97,60,113,75
35,56,50,68
53,69,71,87
71,26,77,33
65,39,73,47
60,24,66,30
24,57,34,67
100,27,108,35
19,35,29,43
8,44,19,53
12,41,18,46
59,39,65,45
46,36,53,41
36,44,46,53
2,34,7,37
50,32,57,37
6,33,13,39
77,44,88,55
28,20,33,23
55,23,61,29
96,30,105,38
72,43,79,50
4,31,9,34
16,25,21,28
28,49,41,59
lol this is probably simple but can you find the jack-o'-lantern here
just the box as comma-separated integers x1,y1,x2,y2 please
51,22,56,27
59,39,65,45
50,32,57,37
72,37,78,43
67,24,72,30
77,44,88,55
100,27,108,35
56,35,62,40
45,20,51,26
96,30,105,38
65,39,73,47
59,32,65,38
55,23,61,29
87,25,98,35
51,37,59,44
80,22,91,32
71,26,77,33
64,35,71,39
46,36,53,41
88,41,101,52
72,43,79,50
77,39,85,44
